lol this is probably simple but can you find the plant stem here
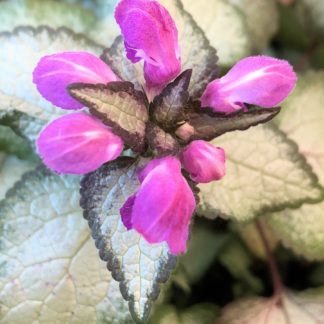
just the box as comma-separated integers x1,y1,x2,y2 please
255,218,283,299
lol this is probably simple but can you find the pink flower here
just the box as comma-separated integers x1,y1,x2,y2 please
181,140,226,183
33,52,119,109
115,0,181,90
201,56,297,113
37,113,124,174
120,157,196,254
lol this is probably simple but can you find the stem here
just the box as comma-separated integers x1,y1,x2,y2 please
255,219,283,299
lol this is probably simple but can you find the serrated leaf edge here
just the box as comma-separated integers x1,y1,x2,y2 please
198,123,324,222
80,158,177,323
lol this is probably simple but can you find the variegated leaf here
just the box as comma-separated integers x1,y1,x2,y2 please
0,26,103,144
182,0,252,66
80,158,177,322
198,124,323,222
69,82,149,152
267,71,324,261
0,167,132,323
151,70,191,129
218,288,324,323
0,0,120,46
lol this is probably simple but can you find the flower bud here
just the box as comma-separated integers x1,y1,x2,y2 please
201,56,297,113
181,140,226,183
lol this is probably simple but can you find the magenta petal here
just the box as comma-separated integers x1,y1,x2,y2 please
181,140,226,183
201,56,297,113
115,0,181,88
120,157,196,254
37,113,124,174
33,52,119,110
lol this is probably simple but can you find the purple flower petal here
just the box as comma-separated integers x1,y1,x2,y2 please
33,52,119,110
181,140,226,183
120,157,196,254
37,112,124,174
115,0,181,89
201,56,297,113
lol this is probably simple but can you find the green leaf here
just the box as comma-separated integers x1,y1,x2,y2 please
149,303,219,324
146,123,180,156
219,237,263,294
198,124,323,222
295,0,324,40
181,0,252,67
59,0,120,46
0,167,132,323
0,26,103,144
151,70,191,129
69,82,149,152
268,71,324,261
0,155,35,200
0,0,96,34
80,158,177,322
267,201,324,261
101,0,219,99
229,0,279,51
275,71,324,184
178,227,229,285
276,4,310,50
176,107,281,143
0,125,35,160
218,288,324,323
237,220,278,260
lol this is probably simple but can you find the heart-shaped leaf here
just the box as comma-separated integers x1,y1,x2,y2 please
176,106,281,143
218,288,324,323
151,70,191,129
0,167,132,323
80,158,177,322
0,26,104,144
181,0,252,67
0,0,96,34
69,82,149,152
0,0,120,47
101,0,218,99
198,124,323,222
267,71,324,260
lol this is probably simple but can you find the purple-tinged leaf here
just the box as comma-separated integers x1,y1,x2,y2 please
33,51,119,110
151,70,191,129
175,106,281,143
37,112,123,174
146,123,180,156
69,81,149,152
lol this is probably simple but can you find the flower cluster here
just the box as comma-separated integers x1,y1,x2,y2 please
33,0,296,254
